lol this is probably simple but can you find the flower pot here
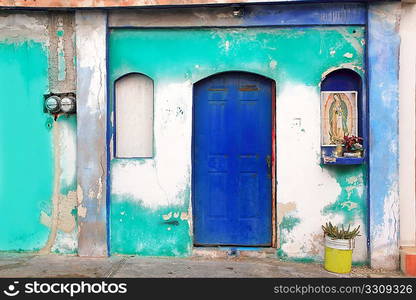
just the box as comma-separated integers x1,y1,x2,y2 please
324,236,355,274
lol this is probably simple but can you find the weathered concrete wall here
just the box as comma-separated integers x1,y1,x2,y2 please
43,12,78,255
368,2,401,270
0,11,77,253
108,3,366,27
108,25,367,262
40,114,78,254
0,0,355,8
75,11,108,257
0,3,403,267
399,2,416,248
0,12,52,251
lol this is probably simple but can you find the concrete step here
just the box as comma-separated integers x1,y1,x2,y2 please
192,247,277,259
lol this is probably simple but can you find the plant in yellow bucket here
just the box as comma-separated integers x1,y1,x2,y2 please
322,222,361,274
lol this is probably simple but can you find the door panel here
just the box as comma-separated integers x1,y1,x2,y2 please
193,72,273,246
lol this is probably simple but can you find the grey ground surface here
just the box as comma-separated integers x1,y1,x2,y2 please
0,254,406,278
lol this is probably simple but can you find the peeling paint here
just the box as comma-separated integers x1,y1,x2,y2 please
180,212,189,220
0,12,49,44
57,191,77,233
368,2,401,270
0,0,306,8
39,117,78,254
76,11,108,257
58,116,76,193
56,17,66,81
40,191,77,233
371,183,399,269
78,204,87,219
77,184,84,207
0,12,77,254
111,196,191,256
162,212,172,220
109,26,366,260
51,230,77,254
276,202,297,230
0,35,52,251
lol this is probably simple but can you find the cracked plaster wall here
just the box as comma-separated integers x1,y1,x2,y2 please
399,2,416,249
368,2,401,270
108,24,368,260
0,3,402,269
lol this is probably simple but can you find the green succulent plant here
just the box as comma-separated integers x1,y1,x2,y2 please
322,222,361,240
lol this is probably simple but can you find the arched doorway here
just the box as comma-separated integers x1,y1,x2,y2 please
193,71,274,246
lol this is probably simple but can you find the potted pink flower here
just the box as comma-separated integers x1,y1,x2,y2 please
343,135,364,158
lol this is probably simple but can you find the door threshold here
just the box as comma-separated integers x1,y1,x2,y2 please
192,246,276,259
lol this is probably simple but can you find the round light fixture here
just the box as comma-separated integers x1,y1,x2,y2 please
44,96,61,113
60,96,76,113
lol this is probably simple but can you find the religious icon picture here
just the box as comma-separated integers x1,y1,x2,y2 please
321,91,358,146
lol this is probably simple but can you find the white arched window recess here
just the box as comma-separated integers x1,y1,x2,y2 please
115,73,154,158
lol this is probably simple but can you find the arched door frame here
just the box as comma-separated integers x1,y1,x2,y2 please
191,71,277,248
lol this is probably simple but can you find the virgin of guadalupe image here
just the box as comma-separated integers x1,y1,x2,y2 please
329,93,349,144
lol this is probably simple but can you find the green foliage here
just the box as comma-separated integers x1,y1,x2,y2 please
322,222,360,240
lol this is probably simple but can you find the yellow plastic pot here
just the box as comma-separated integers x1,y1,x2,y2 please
324,236,355,274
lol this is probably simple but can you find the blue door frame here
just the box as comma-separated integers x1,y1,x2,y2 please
192,71,274,247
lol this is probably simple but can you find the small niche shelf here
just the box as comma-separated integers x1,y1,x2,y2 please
321,145,365,165
322,155,365,165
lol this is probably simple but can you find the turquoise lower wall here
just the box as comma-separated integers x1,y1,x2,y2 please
0,41,53,251
53,114,78,255
111,195,191,256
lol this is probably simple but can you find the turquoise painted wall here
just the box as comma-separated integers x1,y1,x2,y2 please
110,28,363,85
0,40,53,251
109,27,367,260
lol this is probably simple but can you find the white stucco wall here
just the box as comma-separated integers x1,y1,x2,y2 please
75,10,108,256
111,80,192,210
276,82,367,262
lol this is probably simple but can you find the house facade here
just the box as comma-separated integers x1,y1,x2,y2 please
0,0,415,273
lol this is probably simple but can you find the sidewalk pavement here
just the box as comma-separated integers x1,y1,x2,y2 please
0,254,406,278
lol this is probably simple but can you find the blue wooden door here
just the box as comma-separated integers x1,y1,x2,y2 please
193,72,272,246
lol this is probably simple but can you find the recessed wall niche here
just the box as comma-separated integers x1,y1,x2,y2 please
320,69,365,165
